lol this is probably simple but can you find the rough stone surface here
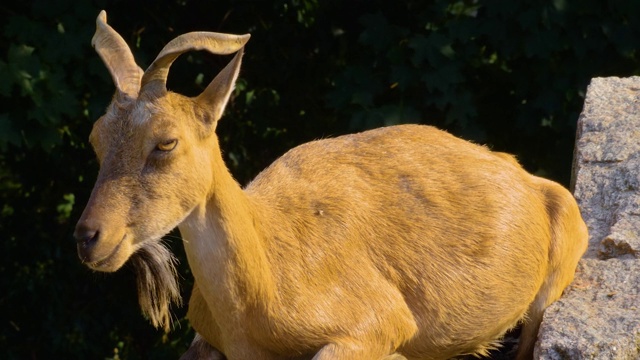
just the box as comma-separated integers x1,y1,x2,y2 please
535,77,640,359
570,77,640,259
535,259,640,359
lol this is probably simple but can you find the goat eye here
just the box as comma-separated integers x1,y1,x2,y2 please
156,139,178,152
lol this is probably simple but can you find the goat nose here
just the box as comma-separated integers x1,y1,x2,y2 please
74,220,101,262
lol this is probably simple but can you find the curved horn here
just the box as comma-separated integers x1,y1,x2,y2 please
140,32,250,93
91,11,143,97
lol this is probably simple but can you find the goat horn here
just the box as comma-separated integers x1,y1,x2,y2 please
140,32,250,93
92,11,143,97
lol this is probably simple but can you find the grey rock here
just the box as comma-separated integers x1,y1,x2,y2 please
535,77,640,359
571,76,640,259
535,259,640,359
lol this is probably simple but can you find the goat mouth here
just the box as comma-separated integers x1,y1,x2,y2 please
89,236,126,270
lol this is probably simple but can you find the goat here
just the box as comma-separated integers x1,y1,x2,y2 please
75,10,588,360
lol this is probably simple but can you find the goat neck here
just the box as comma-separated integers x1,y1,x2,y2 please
178,150,276,311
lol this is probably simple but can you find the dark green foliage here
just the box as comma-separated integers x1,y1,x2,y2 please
0,0,638,358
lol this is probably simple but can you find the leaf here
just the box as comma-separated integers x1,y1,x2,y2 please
445,90,476,126
56,193,75,221
0,114,22,150
390,66,417,91
408,34,430,66
0,60,13,96
358,13,393,53
420,63,464,92
351,92,374,107
6,44,41,97
8,44,35,63
408,33,453,67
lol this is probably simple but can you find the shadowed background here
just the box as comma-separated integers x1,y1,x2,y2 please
1,0,639,358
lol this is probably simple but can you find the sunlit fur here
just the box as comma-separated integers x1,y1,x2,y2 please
76,11,589,360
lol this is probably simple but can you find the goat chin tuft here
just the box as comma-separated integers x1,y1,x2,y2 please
130,241,182,332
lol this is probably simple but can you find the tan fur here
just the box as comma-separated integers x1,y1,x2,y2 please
76,11,588,360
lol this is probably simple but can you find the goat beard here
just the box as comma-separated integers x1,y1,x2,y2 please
130,241,182,332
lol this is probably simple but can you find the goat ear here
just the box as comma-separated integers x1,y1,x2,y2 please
92,11,143,97
196,47,245,126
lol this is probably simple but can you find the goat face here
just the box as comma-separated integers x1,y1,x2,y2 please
75,93,216,271
74,11,247,272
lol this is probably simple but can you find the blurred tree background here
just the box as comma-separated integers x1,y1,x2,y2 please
1,0,639,358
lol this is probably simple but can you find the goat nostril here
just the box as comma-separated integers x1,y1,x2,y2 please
81,230,99,247
75,223,101,263
74,224,100,246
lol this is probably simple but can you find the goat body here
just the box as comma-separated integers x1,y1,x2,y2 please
75,11,588,360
